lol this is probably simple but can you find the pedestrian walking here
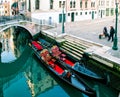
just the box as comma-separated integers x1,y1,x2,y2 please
108,26,115,42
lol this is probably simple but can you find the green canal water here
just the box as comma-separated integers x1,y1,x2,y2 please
0,27,119,97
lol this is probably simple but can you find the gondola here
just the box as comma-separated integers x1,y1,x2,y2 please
29,40,96,97
39,38,107,84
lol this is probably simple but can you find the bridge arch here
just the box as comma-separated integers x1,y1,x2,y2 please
0,24,33,38
0,24,33,78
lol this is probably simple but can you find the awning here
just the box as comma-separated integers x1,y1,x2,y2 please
11,2,18,9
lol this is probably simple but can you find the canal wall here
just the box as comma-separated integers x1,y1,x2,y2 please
39,30,120,91
40,31,120,72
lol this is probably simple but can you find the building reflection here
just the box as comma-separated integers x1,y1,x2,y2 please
24,56,86,97
0,85,3,97
25,56,57,97
0,26,32,97
0,27,32,63
0,28,19,63
0,42,2,63
0,46,32,97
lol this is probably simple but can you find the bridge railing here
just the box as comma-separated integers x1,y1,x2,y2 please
0,15,25,24
0,15,57,28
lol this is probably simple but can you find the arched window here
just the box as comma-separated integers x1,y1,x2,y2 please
73,1,76,8
80,1,82,8
35,0,39,10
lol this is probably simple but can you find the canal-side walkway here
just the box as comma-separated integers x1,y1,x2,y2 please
42,31,120,71
44,16,120,71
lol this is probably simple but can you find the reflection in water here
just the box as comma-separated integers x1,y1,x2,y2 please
0,28,16,63
0,26,32,97
0,27,119,97
0,46,32,97
0,27,32,63
25,55,58,97
25,55,88,97
0,49,119,97
0,42,2,63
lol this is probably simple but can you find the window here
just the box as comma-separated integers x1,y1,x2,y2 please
73,1,76,8
93,2,95,7
68,13,70,16
106,8,109,16
59,1,66,8
101,1,104,6
70,1,76,8
76,12,78,16
106,1,109,6
35,0,39,9
63,1,65,6
91,2,93,7
91,2,95,7
50,0,53,9
111,8,114,16
80,12,82,15
85,1,87,8
59,1,62,8
85,12,87,15
70,1,72,8
80,1,82,8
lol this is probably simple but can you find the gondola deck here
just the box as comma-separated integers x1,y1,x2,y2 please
29,40,96,97
39,38,107,84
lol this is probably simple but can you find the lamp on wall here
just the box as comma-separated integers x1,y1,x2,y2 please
112,0,119,50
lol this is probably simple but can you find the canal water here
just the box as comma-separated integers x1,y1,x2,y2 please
0,27,119,97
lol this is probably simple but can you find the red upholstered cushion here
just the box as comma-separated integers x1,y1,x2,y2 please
63,59,74,66
32,41,43,50
49,60,64,74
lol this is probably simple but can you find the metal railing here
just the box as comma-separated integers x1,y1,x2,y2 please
0,15,57,28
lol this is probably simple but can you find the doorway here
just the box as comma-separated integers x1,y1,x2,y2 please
71,12,74,22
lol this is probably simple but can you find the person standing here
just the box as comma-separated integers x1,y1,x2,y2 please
103,27,109,38
108,26,115,42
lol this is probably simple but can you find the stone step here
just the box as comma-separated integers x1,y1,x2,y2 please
61,46,82,58
64,41,86,51
64,35,93,48
62,43,84,55
65,40,87,50
65,35,103,47
66,38,90,48
60,47,81,60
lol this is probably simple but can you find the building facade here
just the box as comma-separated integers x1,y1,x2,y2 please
0,0,119,23
26,0,118,24
0,0,10,16
29,0,99,23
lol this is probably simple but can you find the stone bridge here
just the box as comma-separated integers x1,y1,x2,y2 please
0,19,56,36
